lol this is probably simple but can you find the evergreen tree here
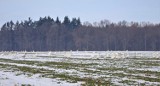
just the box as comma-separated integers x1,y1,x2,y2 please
56,17,61,25
70,18,78,29
63,16,70,26
77,18,81,26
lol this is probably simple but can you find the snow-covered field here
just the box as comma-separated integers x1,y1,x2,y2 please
0,51,160,86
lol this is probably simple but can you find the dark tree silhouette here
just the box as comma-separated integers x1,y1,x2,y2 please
0,16,160,51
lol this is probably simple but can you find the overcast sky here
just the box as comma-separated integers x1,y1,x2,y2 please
0,0,160,26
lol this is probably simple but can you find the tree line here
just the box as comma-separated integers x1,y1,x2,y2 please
0,16,160,51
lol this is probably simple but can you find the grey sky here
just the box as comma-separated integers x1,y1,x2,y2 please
0,0,160,26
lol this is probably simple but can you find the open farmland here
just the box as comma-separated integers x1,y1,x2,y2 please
0,51,160,86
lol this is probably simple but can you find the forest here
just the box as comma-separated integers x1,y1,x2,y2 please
0,16,160,51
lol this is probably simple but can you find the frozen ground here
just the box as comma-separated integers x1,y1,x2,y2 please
0,51,160,86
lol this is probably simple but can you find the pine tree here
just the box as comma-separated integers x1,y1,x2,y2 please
63,16,70,26
56,17,61,25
